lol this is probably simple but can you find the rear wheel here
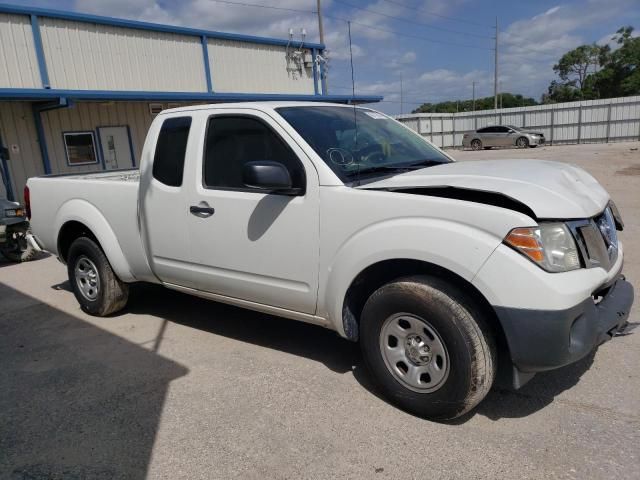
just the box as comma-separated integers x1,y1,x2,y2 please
67,237,129,316
516,137,529,148
470,139,482,150
0,223,36,262
360,275,496,420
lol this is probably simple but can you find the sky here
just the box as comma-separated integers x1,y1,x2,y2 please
16,0,640,114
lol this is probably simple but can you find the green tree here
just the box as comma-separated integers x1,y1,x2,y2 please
411,93,537,114
553,44,604,91
594,26,640,96
544,26,639,103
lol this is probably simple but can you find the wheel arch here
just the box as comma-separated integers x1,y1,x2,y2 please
55,199,135,282
341,258,510,374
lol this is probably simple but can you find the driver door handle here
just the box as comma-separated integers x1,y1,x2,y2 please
190,204,215,218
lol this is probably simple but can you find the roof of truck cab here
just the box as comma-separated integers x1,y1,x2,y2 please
159,101,375,115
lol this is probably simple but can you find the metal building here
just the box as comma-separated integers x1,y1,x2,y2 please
0,3,380,201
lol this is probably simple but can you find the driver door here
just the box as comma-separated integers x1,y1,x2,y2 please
184,109,320,314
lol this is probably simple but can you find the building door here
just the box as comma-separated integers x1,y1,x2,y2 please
97,126,134,170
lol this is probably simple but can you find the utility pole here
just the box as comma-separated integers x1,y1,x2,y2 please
316,0,325,45
472,81,476,111
400,73,404,115
493,16,498,110
317,0,327,93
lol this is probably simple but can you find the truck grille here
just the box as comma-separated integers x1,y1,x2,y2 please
569,207,618,271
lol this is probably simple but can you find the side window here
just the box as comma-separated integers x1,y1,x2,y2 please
477,127,489,133
203,116,305,191
496,126,509,133
152,116,192,187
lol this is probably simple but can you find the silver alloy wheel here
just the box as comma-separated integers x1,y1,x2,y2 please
516,137,528,148
471,139,482,150
75,255,100,301
379,313,450,393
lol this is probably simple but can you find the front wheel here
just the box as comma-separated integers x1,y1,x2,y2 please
516,137,529,148
0,223,36,262
360,275,496,420
67,237,129,316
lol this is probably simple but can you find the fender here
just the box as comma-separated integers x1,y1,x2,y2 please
54,199,136,282
320,217,503,336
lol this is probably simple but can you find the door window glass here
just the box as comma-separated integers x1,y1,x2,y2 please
152,116,192,187
203,116,305,191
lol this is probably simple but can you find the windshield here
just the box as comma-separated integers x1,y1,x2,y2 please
276,106,452,184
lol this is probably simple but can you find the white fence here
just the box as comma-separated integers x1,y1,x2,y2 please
395,95,640,148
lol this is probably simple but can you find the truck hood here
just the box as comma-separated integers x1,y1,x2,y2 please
360,159,609,219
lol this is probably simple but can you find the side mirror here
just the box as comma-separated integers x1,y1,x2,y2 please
507,129,515,134
243,161,302,195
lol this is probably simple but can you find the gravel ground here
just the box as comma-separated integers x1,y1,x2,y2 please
1,141,639,479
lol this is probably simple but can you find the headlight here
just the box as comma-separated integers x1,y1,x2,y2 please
609,200,624,230
505,223,580,272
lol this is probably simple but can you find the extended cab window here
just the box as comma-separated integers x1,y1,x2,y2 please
152,116,192,187
203,116,305,191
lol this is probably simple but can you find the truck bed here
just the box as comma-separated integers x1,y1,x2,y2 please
28,170,154,282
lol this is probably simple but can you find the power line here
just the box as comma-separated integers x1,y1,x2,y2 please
208,0,316,14
333,0,492,39
378,0,489,28
325,15,493,50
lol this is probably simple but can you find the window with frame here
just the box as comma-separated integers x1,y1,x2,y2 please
152,116,192,187
63,132,98,166
203,116,305,191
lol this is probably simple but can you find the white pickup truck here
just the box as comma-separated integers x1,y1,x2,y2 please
28,102,634,420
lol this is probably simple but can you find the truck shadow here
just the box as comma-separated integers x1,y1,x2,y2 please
124,283,360,374
122,282,596,422
0,282,188,479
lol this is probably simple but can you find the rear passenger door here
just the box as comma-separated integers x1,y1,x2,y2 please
139,115,196,286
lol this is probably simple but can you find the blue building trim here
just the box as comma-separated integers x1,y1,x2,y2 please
29,14,50,89
94,127,107,170
0,3,324,50
201,35,213,93
311,49,319,96
125,125,137,168
0,88,382,104
32,98,73,175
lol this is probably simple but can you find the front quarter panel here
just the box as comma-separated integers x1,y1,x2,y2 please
318,186,535,335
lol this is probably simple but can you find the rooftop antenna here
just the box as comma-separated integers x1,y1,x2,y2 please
347,20,361,185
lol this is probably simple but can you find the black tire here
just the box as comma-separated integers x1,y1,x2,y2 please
0,224,37,262
67,237,129,316
360,275,496,420
516,137,529,148
470,139,482,150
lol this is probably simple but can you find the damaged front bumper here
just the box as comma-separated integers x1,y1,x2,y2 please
494,275,634,388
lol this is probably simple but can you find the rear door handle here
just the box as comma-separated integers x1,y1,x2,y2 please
190,204,215,218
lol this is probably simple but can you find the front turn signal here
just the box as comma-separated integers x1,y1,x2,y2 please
505,227,545,263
